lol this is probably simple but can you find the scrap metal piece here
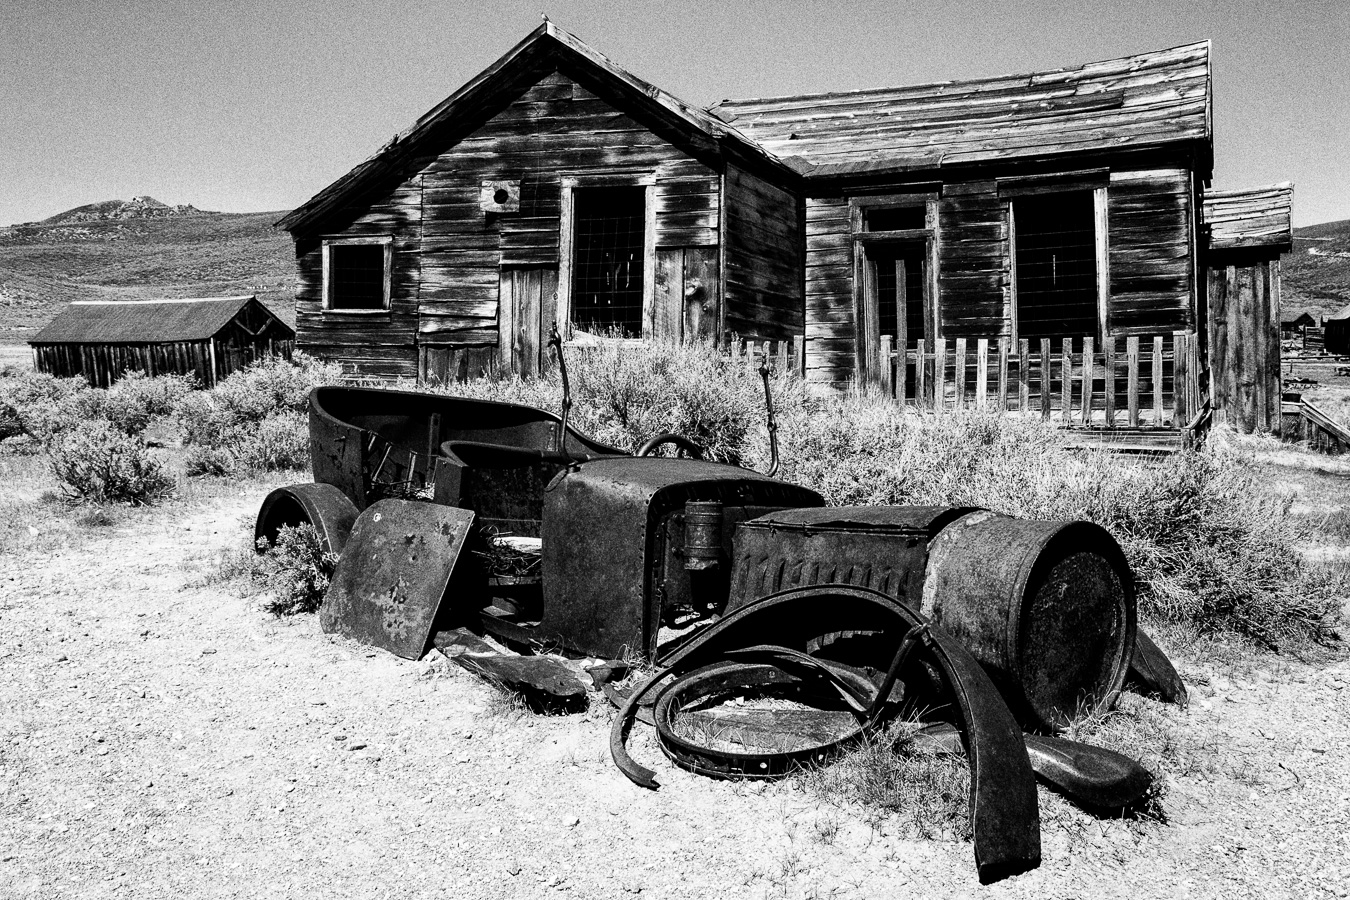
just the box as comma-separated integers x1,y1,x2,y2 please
320,500,474,660
610,584,1041,884
914,722,1155,809
1128,629,1188,705
435,628,588,712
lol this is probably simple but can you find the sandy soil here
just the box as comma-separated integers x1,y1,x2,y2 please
1,473,1348,899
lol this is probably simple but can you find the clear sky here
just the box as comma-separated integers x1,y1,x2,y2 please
2,0,1346,227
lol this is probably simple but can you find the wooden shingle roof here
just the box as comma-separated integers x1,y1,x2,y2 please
29,296,282,344
710,41,1212,178
1203,183,1294,252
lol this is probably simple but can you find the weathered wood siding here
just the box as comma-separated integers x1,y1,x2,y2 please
1207,258,1280,433
31,337,294,389
937,181,1009,338
416,71,720,350
722,163,803,341
294,181,422,380
294,70,725,380
803,197,854,390
1108,167,1194,334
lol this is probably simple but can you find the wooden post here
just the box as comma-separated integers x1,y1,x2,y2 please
1173,331,1189,426
934,338,946,412
1081,336,1094,426
1018,338,1030,413
879,335,894,400
1104,336,1116,428
1127,336,1141,427
1039,338,1052,420
975,338,988,407
915,338,927,407
1060,338,1073,425
1152,335,1165,427
954,338,968,408
997,337,1009,411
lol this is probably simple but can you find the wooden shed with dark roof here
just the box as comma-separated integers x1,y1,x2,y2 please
29,296,294,387
1201,183,1293,432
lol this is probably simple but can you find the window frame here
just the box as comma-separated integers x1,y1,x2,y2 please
321,235,393,315
1000,173,1110,343
556,171,657,340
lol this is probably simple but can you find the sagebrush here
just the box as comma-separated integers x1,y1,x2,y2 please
250,523,339,616
47,421,175,505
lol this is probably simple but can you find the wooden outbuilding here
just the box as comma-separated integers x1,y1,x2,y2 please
1324,305,1350,357
283,24,1290,442
29,295,294,388
1201,183,1293,432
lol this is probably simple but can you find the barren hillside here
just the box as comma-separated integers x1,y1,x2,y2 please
0,203,294,345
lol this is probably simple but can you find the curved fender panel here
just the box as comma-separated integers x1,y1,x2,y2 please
255,483,359,555
609,584,1040,883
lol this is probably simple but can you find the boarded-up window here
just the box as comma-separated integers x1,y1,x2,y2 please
1013,191,1097,338
323,238,391,312
571,187,645,334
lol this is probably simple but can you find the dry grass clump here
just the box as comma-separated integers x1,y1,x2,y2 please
796,722,971,841
213,523,338,616
178,354,341,475
46,420,175,505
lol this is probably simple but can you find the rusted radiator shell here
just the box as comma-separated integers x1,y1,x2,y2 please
727,506,975,610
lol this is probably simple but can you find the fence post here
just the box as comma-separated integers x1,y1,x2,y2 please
1152,335,1164,427
1127,336,1141,427
954,338,968,407
1081,336,1095,426
1039,339,1052,420
879,335,894,400
1060,338,1073,425
1104,336,1116,428
975,338,989,407
996,337,1009,411
934,338,946,412
1018,338,1030,413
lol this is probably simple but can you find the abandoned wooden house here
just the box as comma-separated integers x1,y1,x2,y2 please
29,295,294,388
282,23,1290,440
278,22,803,383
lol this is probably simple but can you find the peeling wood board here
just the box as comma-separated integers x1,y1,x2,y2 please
320,500,475,659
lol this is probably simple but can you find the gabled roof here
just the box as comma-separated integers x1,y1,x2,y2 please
1203,183,1294,252
710,41,1212,178
278,21,782,234
29,296,285,344
1326,305,1350,323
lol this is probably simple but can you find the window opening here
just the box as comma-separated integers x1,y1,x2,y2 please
1013,191,1097,339
866,205,926,232
571,186,645,335
874,247,927,349
328,244,386,310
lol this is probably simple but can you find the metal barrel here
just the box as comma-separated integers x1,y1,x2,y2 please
922,510,1136,732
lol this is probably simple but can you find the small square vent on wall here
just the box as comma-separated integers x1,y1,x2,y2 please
480,180,521,213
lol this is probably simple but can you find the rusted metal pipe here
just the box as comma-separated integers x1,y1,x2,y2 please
548,323,572,457
758,354,780,478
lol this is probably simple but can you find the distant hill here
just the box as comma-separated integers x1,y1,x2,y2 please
0,202,294,344
1284,218,1350,321
31,195,207,227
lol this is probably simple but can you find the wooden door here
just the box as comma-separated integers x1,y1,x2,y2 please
498,267,559,376
863,243,929,397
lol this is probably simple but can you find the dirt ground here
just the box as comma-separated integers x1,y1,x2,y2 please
1,459,1349,899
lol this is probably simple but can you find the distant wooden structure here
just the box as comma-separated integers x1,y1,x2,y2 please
1202,183,1293,433
281,25,1290,445
28,296,294,388
1324,304,1350,356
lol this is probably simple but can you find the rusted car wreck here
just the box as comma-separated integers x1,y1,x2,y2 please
255,351,1181,882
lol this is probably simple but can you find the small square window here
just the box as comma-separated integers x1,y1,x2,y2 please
865,206,926,232
324,239,390,312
